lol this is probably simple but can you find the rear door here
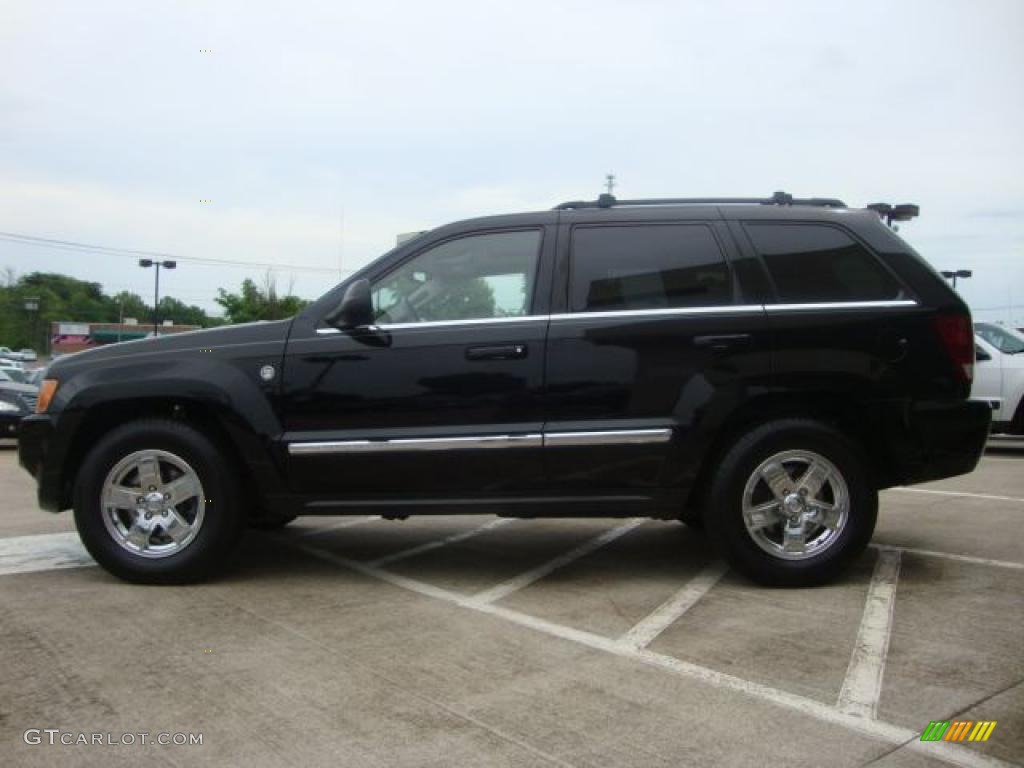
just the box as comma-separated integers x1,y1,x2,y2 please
542,214,771,507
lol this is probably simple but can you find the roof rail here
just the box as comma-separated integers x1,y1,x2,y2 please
553,190,847,211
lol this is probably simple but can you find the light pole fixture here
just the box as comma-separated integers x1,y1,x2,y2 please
24,296,40,351
940,269,972,290
138,259,177,335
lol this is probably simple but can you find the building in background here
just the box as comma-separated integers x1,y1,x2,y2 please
50,320,199,356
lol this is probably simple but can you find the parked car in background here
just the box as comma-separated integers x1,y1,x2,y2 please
19,349,38,362
0,346,24,361
0,379,37,439
24,368,46,387
0,365,28,384
0,358,24,370
973,325,1024,435
976,322,1024,355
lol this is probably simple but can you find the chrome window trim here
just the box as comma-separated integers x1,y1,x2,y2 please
315,305,763,334
764,300,918,312
288,428,674,455
313,300,918,334
543,428,673,447
552,305,764,322
316,315,545,335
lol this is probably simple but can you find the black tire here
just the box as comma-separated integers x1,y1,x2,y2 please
704,418,877,587
249,514,297,531
73,419,244,584
677,510,705,530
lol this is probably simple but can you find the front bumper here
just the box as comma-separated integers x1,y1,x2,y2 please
1,412,22,439
18,414,64,512
886,399,991,486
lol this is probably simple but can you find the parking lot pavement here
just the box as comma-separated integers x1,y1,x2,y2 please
1,442,1022,767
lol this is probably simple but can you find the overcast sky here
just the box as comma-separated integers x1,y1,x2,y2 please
1,0,1022,324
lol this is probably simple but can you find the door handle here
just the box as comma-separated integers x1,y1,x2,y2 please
692,333,753,351
465,344,528,361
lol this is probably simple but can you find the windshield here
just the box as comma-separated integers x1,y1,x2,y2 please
0,368,26,383
976,323,1024,354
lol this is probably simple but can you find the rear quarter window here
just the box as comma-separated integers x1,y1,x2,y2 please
744,223,906,303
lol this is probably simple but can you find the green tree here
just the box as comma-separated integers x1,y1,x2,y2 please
214,274,309,324
157,296,211,327
0,270,218,350
109,291,150,323
420,277,495,321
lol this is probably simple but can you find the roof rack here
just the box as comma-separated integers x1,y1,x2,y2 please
553,190,847,211
866,203,920,228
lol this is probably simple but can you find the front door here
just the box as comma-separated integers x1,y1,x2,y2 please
280,227,552,503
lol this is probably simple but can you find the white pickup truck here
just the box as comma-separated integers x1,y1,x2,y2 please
973,322,1024,435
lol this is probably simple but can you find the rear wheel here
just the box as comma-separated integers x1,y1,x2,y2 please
704,419,876,586
73,419,244,584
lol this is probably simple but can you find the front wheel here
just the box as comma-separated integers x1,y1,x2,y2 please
74,419,244,584
704,419,877,587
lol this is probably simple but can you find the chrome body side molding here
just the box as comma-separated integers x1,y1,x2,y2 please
287,428,674,455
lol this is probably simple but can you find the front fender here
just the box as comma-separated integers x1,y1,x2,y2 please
47,353,287,511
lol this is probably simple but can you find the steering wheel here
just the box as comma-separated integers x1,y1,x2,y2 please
395,294,421,323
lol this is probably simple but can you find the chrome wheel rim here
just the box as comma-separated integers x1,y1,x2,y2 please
100,450,206,559
741,449,849,561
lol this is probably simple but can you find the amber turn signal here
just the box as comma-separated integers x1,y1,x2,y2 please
36,379,58,414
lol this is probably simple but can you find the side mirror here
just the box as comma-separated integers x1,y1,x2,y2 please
975,346,991,362
325,279,374,330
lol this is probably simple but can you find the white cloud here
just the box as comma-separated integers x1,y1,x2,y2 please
0,0,1021,321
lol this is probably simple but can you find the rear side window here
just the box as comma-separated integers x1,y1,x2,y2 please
745,223,905,303
570,224,731,312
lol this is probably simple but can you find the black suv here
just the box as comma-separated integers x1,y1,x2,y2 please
18,192,990,586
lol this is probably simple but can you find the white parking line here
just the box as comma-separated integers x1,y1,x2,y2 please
888,487,1024,504
618,562,728,649
291,539,1013,768
469,519,645,605
368,518,512,567
0,532,95,576
872,544,1024,570
291,516,380,538
838,549,901,718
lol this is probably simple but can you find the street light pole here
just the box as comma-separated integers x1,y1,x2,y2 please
24,296,40,352
940,269,972,290
138,259,177,336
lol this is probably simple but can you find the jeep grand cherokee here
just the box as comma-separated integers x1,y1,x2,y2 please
18,192,991,585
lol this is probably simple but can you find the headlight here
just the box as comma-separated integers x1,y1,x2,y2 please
37,379,58,413
0,399,19,413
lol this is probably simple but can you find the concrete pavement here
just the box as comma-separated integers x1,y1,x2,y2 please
1,440,1021,767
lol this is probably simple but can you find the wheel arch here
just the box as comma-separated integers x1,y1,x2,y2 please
683,391,891,518
58,395,283,515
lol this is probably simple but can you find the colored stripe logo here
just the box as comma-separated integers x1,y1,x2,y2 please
920,720,997,742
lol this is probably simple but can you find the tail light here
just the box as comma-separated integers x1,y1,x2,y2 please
933,313,974,384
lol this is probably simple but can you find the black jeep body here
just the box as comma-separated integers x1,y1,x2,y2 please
18,193,991,585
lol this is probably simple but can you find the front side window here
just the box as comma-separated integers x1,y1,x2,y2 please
371,230,542,324
745,223,906,303
570,224,732,312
